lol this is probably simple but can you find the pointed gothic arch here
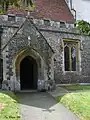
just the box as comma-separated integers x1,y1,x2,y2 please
13,48,45,90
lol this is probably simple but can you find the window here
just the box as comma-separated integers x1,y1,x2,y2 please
44,20,50,26
8,15,15,21
60,21,66,28
64,40,79,71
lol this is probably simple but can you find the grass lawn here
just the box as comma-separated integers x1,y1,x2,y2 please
62,85,90,91
57,91,90,120
0,91,20,120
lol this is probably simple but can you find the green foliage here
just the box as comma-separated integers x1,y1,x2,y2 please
76,20,90,35
0,0,20,14
21,0,33,7
19,0,35,11
0,0,35,14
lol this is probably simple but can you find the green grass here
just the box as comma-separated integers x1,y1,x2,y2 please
56,96,63,103
57,91,90,120
0,91,20,120
62,85,90,91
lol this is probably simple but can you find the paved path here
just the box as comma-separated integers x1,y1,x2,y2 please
16,92,79,120
48,86,69,97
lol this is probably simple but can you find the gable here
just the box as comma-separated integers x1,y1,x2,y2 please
8,19,54,62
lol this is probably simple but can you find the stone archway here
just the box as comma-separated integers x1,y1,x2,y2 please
20,56,38,90
12,48,46,91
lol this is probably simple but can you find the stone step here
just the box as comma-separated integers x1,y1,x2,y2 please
16,90,38,93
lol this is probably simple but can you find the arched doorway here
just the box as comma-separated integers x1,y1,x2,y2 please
20,56,38,90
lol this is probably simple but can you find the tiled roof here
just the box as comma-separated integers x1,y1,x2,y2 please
7,0,75,23
7,8,26,15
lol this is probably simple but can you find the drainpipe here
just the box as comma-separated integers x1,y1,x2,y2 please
0,26,3,88
70,0,72,9
71,8,76,21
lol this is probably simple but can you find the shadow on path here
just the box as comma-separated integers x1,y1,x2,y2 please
16,92,56,110
16,92,79,120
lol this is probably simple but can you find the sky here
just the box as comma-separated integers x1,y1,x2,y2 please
72,0,90,22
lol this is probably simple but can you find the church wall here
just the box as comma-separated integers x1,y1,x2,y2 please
1,19,54,91
1,16,90,90
40,28,90,84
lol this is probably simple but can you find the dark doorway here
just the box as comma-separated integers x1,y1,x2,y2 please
20,56,38,90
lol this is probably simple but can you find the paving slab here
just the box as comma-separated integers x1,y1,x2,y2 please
16,92,79,120
48,86,69,98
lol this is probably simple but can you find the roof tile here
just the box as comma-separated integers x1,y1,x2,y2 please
7,0,75,23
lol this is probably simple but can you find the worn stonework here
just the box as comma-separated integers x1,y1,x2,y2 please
0,15,90,91
39,28,90,84
31,18,90,84
1,17,55,91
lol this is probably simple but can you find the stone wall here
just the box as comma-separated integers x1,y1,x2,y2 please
1,16,90,89
39,26,90,84
32,18,90,84
1,18,54,91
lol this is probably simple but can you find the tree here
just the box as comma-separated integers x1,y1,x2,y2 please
76,20,90,35
0,0,19,14
21,0,34,7
19,0,35,12
0,0,35,14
